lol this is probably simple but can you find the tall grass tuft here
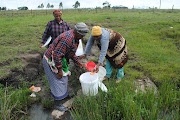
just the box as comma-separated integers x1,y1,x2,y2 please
0,83,31,120
71,79,179,120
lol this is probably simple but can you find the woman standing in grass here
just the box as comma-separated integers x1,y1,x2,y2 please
43,23,88,111
40,9,71,48
80,26,128,83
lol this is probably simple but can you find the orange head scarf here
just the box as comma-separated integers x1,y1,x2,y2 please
53,9,63,15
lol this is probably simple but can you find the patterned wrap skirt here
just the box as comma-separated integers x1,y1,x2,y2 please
43,56,68,100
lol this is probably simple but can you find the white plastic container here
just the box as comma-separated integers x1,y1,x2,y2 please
79,66,108,96
97,66,106,82
75,39,84,56
79,72,99,96
97,66,108,92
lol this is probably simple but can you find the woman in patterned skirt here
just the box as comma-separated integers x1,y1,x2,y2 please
43,23,88,111
80,26,128,83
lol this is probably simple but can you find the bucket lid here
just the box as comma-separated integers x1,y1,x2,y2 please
86,61,96,71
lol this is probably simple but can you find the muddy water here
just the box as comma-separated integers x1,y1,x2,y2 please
29,104,74,120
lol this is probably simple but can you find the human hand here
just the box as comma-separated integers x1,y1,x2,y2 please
56,70,63,79
40,43,44,48
79,63,87,68
79,54,86,59
95,62,101,72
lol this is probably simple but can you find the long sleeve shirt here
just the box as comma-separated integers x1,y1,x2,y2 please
44,29,80,71
84,28,110,64
41,19,71,44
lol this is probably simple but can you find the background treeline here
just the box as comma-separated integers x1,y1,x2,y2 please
0,8,178,17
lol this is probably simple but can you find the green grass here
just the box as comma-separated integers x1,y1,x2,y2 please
0,86,32,120
0,9,180,119
72,80,179,120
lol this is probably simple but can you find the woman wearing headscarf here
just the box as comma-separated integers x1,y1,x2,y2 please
43,23,89,111
80,26,128,83
40,9,71,48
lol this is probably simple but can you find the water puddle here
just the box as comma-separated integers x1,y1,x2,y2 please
29,104,74,120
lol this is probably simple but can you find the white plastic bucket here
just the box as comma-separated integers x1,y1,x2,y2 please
79,66,108,96
79,72,99,96
97,66,106,82
97,66,108,92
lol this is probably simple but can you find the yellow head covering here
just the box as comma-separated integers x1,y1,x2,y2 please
92,26,102,36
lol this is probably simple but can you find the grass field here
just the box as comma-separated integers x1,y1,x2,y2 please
0,9,179,119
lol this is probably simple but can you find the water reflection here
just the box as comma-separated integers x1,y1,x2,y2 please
29,104,73,120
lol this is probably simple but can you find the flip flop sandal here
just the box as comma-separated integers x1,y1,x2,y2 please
55,104,68,111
